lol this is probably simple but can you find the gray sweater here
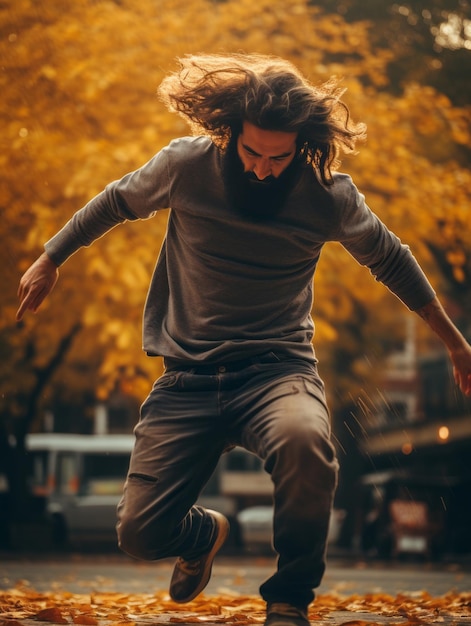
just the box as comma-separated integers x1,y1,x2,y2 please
45,136,436,363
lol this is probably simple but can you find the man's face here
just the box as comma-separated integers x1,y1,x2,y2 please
222,121,301,221
236,121,298,181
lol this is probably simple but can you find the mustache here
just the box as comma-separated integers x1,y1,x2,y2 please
245,172,277,186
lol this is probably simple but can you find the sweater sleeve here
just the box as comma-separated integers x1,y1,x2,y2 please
44,148,171,266
333,176,436,311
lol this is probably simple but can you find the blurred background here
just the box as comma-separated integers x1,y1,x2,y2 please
1,0,470,562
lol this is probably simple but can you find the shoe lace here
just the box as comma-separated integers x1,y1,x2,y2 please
268,603,307,619
176,557,201,576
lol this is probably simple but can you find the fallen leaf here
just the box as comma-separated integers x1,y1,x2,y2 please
1,584,470,626
72,614,99,625
339,622,383,626
33,608,68,624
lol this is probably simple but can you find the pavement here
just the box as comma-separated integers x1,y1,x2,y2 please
1,552,471,625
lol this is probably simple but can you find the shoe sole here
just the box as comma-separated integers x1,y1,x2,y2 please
171,509,230,603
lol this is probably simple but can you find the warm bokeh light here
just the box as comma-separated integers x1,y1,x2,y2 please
401,442,414,455
438,426,450,442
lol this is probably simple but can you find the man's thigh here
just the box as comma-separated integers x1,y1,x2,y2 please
229,360,333,463
126,371,226,512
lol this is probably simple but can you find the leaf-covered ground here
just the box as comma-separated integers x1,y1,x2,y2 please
1,585,470,626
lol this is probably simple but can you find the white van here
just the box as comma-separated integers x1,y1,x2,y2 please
25,433,272,548
26,433,134,545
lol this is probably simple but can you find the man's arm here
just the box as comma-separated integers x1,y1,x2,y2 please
16,252,59,321
415,296,471,396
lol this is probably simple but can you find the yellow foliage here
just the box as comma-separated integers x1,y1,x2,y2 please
1,0,469,417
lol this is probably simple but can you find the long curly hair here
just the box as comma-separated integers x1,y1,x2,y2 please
158,53,366,185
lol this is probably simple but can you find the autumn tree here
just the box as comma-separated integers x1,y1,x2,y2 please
320,0,471,106
1,0,470,528
0,0,399,433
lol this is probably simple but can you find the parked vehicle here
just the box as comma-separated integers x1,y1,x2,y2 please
352,470,471,559
237,505,346,553
25,433,273,548
26,433,133,545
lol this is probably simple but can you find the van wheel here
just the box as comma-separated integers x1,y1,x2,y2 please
51,514,68,547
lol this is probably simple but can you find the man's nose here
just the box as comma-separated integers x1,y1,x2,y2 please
253,158,272,180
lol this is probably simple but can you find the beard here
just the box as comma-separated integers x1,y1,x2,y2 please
221,134,303,222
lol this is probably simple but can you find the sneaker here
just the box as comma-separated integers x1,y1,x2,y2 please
169,510,230,603
264,603,310,626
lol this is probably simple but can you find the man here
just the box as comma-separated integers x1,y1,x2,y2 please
17,54,471,626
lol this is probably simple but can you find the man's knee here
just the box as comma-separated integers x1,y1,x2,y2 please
117,515,151,560
270,423,338,490
117,507,176,560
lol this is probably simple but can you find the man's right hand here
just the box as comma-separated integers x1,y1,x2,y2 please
16,252,59,321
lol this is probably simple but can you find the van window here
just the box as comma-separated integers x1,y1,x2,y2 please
57,453,79,495
81,453,130,495
27,450,49,495
220,449,271,498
